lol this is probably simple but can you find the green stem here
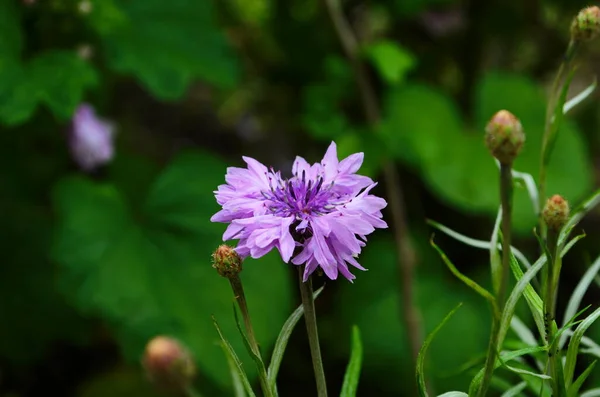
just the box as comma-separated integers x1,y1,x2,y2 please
298,267,328,397
229,276,272,397
544,228,563,393
478,162,514,397
538,40,578,238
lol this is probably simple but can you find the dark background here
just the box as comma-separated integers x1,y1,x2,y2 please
1,0,600,396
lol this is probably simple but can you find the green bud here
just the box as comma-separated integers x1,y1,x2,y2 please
571,6,600,41
484,110,525,164
142,336,196,392
542,194,570,231
212,245,243,278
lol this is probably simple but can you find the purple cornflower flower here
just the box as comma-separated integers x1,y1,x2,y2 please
211,142,388,282
70,103,115,171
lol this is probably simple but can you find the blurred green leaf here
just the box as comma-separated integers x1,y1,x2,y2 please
333,236,490,394
0,1,22,57
76,366,162,397
0,51,97,124
52,150,293,388
364,40,415,86
380,73,593,234
95,0,239,99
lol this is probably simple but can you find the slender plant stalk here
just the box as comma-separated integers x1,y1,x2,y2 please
478,163,514,397
229,276,272,397
298,267,328,397
538,41,578,238
543,228,562,392
321,0,423,372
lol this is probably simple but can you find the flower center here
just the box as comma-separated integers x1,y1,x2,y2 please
263,170,338,219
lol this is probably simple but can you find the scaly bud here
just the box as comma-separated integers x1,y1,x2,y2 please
543,194,570,231
142,336,196,392
212,245,243,278
571,6,600,41
484,110,525,164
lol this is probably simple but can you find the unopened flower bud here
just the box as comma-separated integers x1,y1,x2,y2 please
484,110,525,164
571,6,600,41
142,336,196,392
543,194,570,231
212,245,243,278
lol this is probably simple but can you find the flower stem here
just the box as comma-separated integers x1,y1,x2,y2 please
544,228,563,392
321,0,423,380
298,267,328,397
229,275,272,397
538,40,578,238
478,162,513,397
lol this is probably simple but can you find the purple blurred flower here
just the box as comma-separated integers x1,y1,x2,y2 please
70,104,115,171
211,142,388,282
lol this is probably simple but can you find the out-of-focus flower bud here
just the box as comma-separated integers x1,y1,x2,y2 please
543,195,570,231
484,110,525,164
142,336,196,392
212,245,243,278
571,6,600,42
70,104,115,171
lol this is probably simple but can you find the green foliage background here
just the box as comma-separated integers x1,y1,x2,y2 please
1,0,600,396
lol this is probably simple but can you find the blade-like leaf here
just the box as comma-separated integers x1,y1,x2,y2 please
559,189,600,246
505,253,546,340
437,392,468,397
267,286,324,387
568,360,597,397
543,67,575,167
340,326,363,397
500,381,527,397
213,316,257,397
223,343,248,397
416,303,463,397
510,316,537,347
563,78,597,115
427,219,532,270
490,206,502,294
560,256,600,348
582,388,600,397
564,306,600,387
468,346,546,395
232,304,268,380
430,237,496,307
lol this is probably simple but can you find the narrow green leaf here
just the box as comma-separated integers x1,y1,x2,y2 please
564,306,600,388
510,167,540,215
505,253,546,340
560,256,600,348
468,346,546,395
500,381,527,397
224,346,248,397
510,316,537,347
430,237,496,307
563,77,596,115
568,360,596,397
213,317,257,397
416,303,463,397
490,206,502,294
340,326,363,397
436,392,468,397
267,286,324,387
427,219,532,270
232,304,268,374
559,188,600,246
582,388,600,397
